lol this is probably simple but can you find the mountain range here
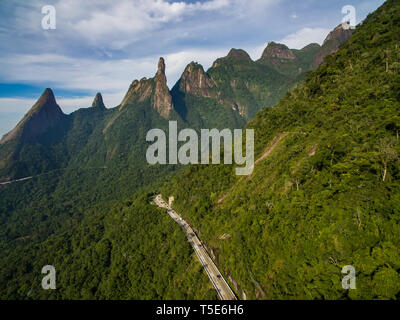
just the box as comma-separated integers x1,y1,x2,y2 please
0,23,352,186
1,0,397,300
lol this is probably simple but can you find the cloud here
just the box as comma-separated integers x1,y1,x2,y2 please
278,27,331,49
0,46,234,96
54,0,232,49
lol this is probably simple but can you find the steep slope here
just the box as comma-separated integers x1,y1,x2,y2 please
119,57,173,119
0,88,64,145
258,23,353,79
312,24,354,68
162,0,400,300
171,59,246,129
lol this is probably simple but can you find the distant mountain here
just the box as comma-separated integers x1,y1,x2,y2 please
173,25,353,124
91,92,107,110
258,24,353,78
0,88,64,145
258,42,321,78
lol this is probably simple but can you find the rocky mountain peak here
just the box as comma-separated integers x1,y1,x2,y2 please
227,48,252,61
118,57,173,119
323,24,354,46
177,62,216,97
312,24,354,68
157,57,166,76
154,57,173,118
0,88,64,144
211,49,252,68
92,92,106,109
261,42,296,60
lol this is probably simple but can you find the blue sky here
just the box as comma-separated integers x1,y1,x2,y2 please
0,0,386,136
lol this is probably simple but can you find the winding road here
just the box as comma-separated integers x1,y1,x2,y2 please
154,194,237,300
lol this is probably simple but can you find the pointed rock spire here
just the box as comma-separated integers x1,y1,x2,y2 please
92,92,106,110
157,57,166,76
118,57,173,119
153,57,173,118
0,88,64,144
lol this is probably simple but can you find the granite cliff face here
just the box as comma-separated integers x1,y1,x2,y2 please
119,57,173,119
153,57,174,119
261,42,297,61
312,24,354,68
0,88,64,145
178,62,216,97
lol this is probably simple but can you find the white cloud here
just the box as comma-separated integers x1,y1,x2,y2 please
59,0,231,48
0,98,36,114
278,27,331,49
0,46,234,97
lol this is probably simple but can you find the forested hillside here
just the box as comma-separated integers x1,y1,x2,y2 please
162,0,400,299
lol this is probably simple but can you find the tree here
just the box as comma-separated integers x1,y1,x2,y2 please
378,137,398,182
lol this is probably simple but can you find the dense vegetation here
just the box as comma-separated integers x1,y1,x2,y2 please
0,181,216,299
162,0,400,299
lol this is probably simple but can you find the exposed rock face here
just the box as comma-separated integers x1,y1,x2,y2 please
92,92,106,110
153,57,174,118
119,78,153,109
119,57,173,119
261,42,296,60
323,24,354,46
178,62,216,97
0,88,64,145
312,24,354,68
